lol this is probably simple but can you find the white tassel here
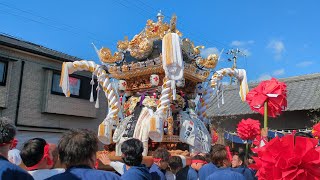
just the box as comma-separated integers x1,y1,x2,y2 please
217,90,220,108
171,80,176,100
217,82,221,108
95,85,100,108
90,74,95,102
221,87,225,105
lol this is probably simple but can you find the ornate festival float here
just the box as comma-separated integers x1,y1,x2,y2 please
59,12,249,165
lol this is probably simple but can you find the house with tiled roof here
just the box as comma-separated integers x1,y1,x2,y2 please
206,73,320,133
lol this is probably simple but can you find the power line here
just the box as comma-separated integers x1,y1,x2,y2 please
0,2,97,39
0,9,83,36
120,0,155,17
110,0,230,50
0,2,116,46
1,0,237,62
135,0,159,13
134,0,231,49
111,0,153,19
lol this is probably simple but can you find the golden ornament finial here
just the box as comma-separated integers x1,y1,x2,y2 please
170,14,177,33
157,10,164,22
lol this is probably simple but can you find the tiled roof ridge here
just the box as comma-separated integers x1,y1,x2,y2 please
222,73,320,91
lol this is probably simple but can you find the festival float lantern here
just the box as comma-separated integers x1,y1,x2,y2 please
150,74,159,87
59,12,250,164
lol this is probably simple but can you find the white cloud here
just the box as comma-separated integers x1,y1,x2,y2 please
230,40,254,57
230,40,254,47
272,69,285,76
296,61,314,67
267,40,285,60
258,74,272,81
241,49,251,57
201,47,220,58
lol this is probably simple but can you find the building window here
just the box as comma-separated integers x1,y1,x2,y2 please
52,74,81,96
0,61,8,86
51,72,96,100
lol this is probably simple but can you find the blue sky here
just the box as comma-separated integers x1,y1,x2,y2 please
0,0,319,81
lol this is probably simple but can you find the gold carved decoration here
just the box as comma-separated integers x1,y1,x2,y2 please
128,34,153,60
181,38,204,56
196,54,218,69
99,48,123,64
145,19,170,40
117,36,129,51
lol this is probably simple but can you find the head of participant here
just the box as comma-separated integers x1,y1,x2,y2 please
20,138,55,170
121,138,143,167
210,144,232,168
58,129,98,168
168,156,183,174
153,147,170,170
0,118,17,159
231,152,245,168
191,155,207,171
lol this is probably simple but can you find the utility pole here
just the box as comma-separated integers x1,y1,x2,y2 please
226,48,246,85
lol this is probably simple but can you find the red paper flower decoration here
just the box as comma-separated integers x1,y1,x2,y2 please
237,118,261,141
251,134,320,180
246,78,287,117
312,122,320,139
211,130,219,144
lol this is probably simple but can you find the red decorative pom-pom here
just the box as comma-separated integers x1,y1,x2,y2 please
251,134,320,180
237,118,261,141
312,122,320,139
246,78,287,117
